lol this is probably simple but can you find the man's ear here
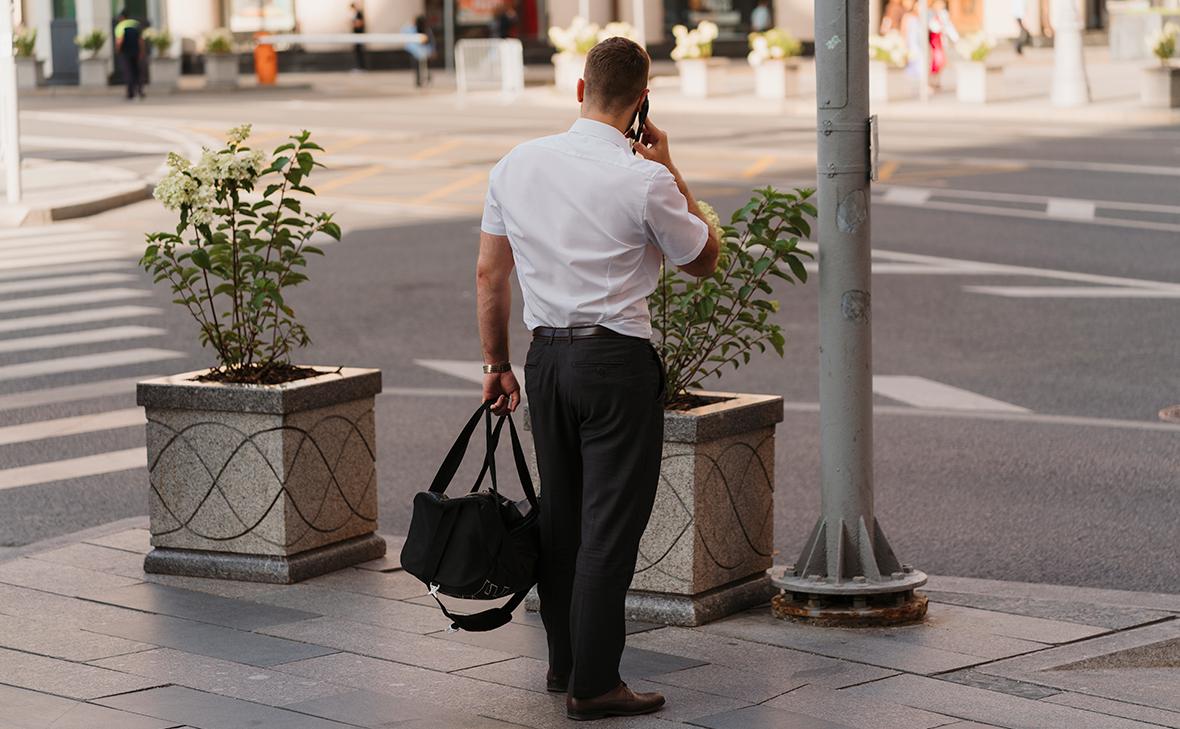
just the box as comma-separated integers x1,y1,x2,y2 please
576,78,585,103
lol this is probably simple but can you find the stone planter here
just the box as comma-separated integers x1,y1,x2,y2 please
1141,66,1180,109
869,59,913,102
677,58,725,98
78,56,108,87
137,367,385,583
15,57,43,89
752,59,800,100
552,52,585,94
149,56,181,92
204,53,239,90
956,61,1002,103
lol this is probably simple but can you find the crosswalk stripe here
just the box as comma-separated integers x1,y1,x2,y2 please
0,240,131,262
873,376,1028,413
0,224,88,241
1046,198,1097,220
0,376,153,411
0,260,135,283
0,447,146,491
0,306,161,335
0,273,135,296
0,288,152,314
414,359,487,385
0,326,166,355
0,408,144,446
0,349,185,383
964,285,1180,299
0,250,136,272
881,187,932,205
0,231,126,252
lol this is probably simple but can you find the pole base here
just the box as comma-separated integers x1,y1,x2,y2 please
771,587,929,627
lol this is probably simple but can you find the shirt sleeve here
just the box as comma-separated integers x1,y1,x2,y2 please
644,167,709,266
480,162,508,236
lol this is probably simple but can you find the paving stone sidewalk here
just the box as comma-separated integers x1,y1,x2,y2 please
1,518,1178,729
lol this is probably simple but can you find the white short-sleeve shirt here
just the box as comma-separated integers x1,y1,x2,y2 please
481,118,709,339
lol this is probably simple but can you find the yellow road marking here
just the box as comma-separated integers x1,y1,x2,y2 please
414,170,487,205
329,134,373,153
315,164,386,194
411,139,464,161
877,160,899,181
741,155,776,178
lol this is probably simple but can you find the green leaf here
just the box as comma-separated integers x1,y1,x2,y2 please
786,255,808,283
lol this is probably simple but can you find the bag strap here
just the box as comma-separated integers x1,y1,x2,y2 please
505,415,539,508
428,401,493,495
430,588,531,633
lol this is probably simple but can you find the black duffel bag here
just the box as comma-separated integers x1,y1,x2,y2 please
400,400,540,632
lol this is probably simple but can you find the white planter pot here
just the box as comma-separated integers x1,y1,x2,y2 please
204,53,239,90
14,57,42,89
552,52,585,94
677,58,717,98
149,56,181,91
1141,66,1180,109
956,61,1002,103
752,59,800,100
138,367,386,583
78,57,108,87
869,59,914,102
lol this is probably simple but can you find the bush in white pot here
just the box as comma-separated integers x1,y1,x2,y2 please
145,27,180,92
1142,22,1179,108
748,27,803,100
203,27,238,90
868,32,911,102
137,125,385,582
74,29,108,87
13,27,42,89
672,20,720,97
548,18,637,94
955,32,1000,103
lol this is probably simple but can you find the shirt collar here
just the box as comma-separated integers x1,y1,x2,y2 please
569,118,631,151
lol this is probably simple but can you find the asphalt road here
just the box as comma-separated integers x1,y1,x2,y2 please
1,78,1177,593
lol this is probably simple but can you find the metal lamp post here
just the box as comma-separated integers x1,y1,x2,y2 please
0,0,21,204
770,0,927,625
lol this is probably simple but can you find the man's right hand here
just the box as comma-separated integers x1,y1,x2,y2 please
632,119,676,174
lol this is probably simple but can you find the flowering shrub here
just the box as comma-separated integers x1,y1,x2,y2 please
651,187,815,406
548,17,638,56
144,27,173,56
747,28,802,66
671,21,719,61
141,125,341,384
869,32,907,68
204,27,234,55
74,29,107,59
13,27,36,58
955,32,995,62
1148,22,1178,63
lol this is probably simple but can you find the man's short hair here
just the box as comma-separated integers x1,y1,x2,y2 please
583,37,650,113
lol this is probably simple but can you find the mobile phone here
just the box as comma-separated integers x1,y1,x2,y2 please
627,98,650,151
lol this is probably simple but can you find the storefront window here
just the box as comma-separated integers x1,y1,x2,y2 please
665,0,757,40
228,0,296,33
52,0,76,19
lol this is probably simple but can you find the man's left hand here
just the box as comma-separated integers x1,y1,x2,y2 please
483,371,520,415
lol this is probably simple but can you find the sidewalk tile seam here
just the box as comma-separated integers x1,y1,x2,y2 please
95,684,368,729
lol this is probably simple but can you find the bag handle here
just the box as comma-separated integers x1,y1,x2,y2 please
431,588,531,633
428,400,494,495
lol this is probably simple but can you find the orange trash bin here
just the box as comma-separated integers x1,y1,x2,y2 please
254,33,278,85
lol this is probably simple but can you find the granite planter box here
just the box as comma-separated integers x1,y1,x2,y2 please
78,57,108,87
149,56,181,92
677,58,727,98
752,59,800,100
869,59,913,103
1141,66,1180,109
552,52,585,94
137,367,385,583
15,57,43,89
956,62,1002,103
204,53,239,90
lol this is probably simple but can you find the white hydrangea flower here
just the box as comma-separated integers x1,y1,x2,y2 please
226,124,252,145
698,21,719,42
672,24,688,39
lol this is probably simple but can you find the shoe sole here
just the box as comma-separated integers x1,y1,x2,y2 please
565,704,664,721
546,686,567,694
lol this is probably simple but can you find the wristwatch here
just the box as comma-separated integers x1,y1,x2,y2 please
482,362,512,374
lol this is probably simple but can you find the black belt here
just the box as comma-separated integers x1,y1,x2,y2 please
532,325,628,340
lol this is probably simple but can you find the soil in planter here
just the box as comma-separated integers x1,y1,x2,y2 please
665,393,733,411
195,363,329,385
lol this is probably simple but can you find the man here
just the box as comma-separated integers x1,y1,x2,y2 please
475,37,719,721
113,9,144,100
1012,0,1031,54
350,2,366,71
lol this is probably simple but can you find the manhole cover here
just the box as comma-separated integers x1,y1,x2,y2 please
1160,405,1180,423
1054,638,1180,670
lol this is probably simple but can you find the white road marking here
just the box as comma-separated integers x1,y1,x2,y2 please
0,288,152,314
873,376,1029,413
882,187,932,205
0,260,134,283
21,135,173,154
876,194,1180,234
0,326,166,355
380,386,484,398
0,250,137,272
0,231,126,252
0,376,152,411
0,273,135,296
780,402,1180,433
414,359,488,385
1046,198,1097,220
0,408,144,446
0,447,146,491
0,349,185,382
0,306,162,334
0,224,88,241
0,240,130,261
964,286,1180,299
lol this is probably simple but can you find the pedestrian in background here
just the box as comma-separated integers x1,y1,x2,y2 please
928,0,959,89
492,1,518,39
403,15,435,88
880,0,906,33
475,37,719,721
114,8,145,100
1012,0,1031,54
350,2,367,70
751,0,772,32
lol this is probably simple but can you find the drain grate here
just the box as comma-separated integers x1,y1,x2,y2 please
939,670,1062,700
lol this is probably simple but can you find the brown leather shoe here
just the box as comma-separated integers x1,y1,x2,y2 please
566,682,665,721
546,669,568,693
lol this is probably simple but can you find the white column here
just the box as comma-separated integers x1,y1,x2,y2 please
26,0,52,77
76,0,113,59
620,0,662,45
1050,0,1090,106
0,0,22,203
164,0,218,54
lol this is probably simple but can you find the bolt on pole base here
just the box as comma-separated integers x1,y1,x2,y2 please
770,585,928,627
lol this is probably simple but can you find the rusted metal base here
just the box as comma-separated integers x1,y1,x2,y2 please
771,588,929,627
1160,405,1180,424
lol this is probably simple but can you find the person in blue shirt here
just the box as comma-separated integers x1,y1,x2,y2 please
403,15,435,88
